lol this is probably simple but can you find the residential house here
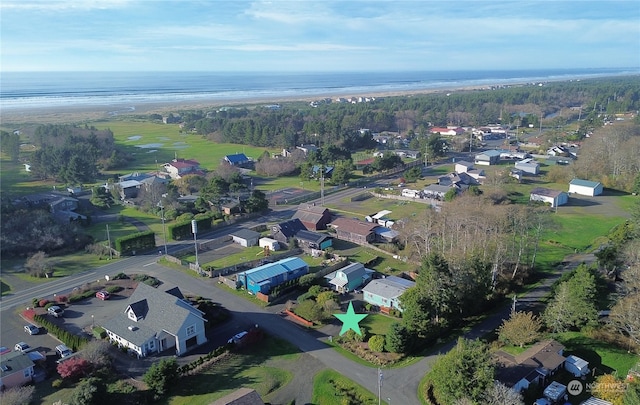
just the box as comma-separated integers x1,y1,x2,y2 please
569,179,603,196
211,388,265,405
230,229,261,247
530,188,569,208
362,276,415,311
0,351,35,390
295,144,318,155
101,283,207,357
454,161,474,174
515,158,540,175
510,169,524,182
474,150,502,165
295,229,333,250
430,127,465,136
163,158,201,179
423,184,454,199
237,257,309,295
494,339,566,393
118,179,142,199
49,196,79,213
271,219,306,246
292,204,332,230
329,217,379,245
325,262,373,293
224,153,251,167
565,355,590,377
438,172,479,190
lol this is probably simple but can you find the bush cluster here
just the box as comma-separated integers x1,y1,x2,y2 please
69,289,97,303
133,274,160,287
105,285,123,294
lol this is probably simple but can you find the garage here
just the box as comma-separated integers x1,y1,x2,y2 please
230,229,260,247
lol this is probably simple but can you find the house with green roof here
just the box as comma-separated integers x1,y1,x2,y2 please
101,283,207,358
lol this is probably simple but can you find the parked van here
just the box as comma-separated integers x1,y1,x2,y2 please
56,344,73,358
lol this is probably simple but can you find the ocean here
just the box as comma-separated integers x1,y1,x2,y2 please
1,68,637,112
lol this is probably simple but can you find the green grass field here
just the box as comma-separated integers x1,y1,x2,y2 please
361,314,397,336
312,369,386,405
92,120,278,173
164,336,299,405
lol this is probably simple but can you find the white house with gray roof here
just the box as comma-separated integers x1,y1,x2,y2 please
102,283,207,357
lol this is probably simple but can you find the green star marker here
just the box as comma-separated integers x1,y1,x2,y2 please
334,301,368,336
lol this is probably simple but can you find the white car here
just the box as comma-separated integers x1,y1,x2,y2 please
227,331,248,344
14,342,32,353
47,305,64,318
24,324,40,335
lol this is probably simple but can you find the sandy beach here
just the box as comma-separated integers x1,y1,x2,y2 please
0,83,496,125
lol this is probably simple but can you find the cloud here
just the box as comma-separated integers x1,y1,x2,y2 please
0,0,133,11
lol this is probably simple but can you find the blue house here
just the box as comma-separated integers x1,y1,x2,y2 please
224,153,251,167
238,257,309,295
362,276,415,311
325,262,373,293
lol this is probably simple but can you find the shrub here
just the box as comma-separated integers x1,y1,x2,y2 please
143,358,179,399
44,302,56,310
92,326,107,339
112,272,129,280
51,378,64,388
56,295,68,303
23,308,36,321
57,357,90,381
0,385,35,405
32,298,39,307
39,299,50,308
368,335,386,352
105,285,123,294
133,274,160,287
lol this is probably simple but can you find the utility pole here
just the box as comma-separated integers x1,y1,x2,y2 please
320,176,325,206
106,224,113,260
158,201,168,255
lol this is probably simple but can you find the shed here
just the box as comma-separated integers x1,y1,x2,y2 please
474,150,501,165
515,158,540,175
569,179,603,196
530,188,569,208
230,229,261,247
565,355,589,377
258,237,280,251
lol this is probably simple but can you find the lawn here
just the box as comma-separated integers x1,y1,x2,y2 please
312,369,387,405
164,335,299,405
361,314,398,337
545,213,625,252
331,239,416,274
182,246,265,269
0,158,58,197
332,195,430,221
92,120,278,173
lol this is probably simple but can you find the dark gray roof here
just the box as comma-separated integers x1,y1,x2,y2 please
295,229,330,244
231,229,261,241
531,187,565,198
101,283,205,347
274,219,306,238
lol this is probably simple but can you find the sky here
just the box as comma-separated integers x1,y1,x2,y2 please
1,0,639,72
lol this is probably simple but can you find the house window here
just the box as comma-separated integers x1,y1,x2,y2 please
148,340,155,350
24,368,31,378
186,324,196,336
382,298,388,304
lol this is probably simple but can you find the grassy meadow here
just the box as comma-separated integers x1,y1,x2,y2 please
312,369,386,405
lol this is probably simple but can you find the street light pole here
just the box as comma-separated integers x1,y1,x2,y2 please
191,220,199,270
158,201,168,255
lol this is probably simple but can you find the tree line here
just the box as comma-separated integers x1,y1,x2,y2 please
175,77,640,148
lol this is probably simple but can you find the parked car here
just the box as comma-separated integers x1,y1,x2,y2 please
24,324,40,335
0,346,10,355
55,344,73,358
96,290,111,300
47,305,64,318
14,342,32,353
227,331,248,344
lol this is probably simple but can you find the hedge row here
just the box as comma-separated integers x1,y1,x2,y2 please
115,231,155,256
177,344,229,375
33,314,89,351
168,213,214,240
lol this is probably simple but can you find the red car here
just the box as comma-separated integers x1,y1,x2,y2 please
96,290,111,300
